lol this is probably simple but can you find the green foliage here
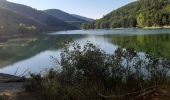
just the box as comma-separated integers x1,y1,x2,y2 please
25,42,170,100
60,42,110,84
81,23,94,30
137,13,146,27
165,4,170,13
83,0,170,29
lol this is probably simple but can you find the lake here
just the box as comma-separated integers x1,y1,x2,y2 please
0,29,170,76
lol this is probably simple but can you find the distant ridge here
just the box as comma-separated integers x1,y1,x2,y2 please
0,0,77,36
0,0,94,37
71,14,94,23
44,9,87,22
0,1,76,29
44,9,92,28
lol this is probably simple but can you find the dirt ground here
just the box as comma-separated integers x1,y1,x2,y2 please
0,91,37,100
0,73,36,100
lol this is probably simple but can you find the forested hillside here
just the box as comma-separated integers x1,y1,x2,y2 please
82,0,170,29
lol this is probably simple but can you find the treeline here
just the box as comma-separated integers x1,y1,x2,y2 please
82,0,170,29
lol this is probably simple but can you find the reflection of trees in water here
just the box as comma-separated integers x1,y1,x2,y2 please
0,34,84,67
111,34,170,59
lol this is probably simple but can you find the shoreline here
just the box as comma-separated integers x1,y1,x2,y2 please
0,73,25,83
143,26,170,29
82,26,170,30
0,73,24,97
0,73,20,79
0,29,76,42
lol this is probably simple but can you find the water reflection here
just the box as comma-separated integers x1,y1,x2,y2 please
0,34,117,75
0,29,169,75
111,34,170,59
0,50,60,75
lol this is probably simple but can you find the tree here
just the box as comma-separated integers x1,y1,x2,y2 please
137,13,146,27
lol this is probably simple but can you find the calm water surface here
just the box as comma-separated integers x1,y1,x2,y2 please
0,29,170,75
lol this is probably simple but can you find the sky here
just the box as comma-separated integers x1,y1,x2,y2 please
7,0,135,19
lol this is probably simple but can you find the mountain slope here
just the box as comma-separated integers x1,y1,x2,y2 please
44,9,88,28
0,0,76,31
0,6,45,37
82,0,170,29
71,14,94,23
44,9,87,22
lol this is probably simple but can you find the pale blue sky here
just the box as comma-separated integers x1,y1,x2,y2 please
7,0,135,19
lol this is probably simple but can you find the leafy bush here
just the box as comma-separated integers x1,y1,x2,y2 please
25,42,170,100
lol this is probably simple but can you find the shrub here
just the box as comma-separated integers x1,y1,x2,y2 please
25,42,170,100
